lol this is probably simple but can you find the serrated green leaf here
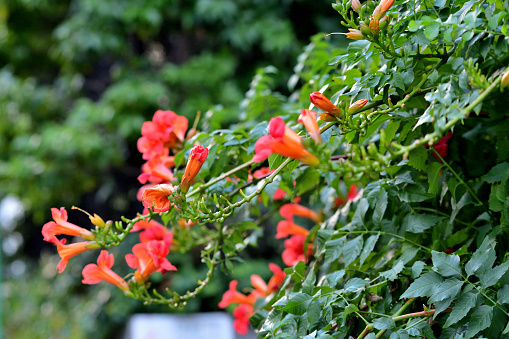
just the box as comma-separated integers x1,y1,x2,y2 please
325,270,345,287
397,184,434,202
380,120,401,153
432,250,463,277
373,189,387,226
405,214,445,233
373,317,396,330
283,293,312,315
302,270,316,295
408,148,428,171
360,233,380,266
343,236,363,267
479,261,509,288
351,198,369,227
482,162,509,183
306,299,321,325
343,304,359,320
428,278,463,303
295,167,321,196
324,237,345,264
344,278,368,292
390,329,410,339
412,261,426,278
466,237,496,277
444,291,480,328
381,260,405,281
497,284,509,304
464,305,493,339
400,272,443,298
427,162,444,194
268,153,285,171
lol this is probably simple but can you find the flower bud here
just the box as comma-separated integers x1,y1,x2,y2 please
348,99,369,114
180,145,209,194
310,92,342,118
370,20,379,36
373,0,395,20
351,0,361,12
360,24,371,36
502,71,509,88
346,28,364,40
379,16,389,30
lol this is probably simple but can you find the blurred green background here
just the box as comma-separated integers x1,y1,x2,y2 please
0,0,341,338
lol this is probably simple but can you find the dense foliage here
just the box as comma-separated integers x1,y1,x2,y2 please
7,0,509,338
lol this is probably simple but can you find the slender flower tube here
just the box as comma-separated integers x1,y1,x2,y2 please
373,0,395,20
346,28,364,40
141,184,175,212
348,99,369,115
276,220,310,239
253,117,319,166
82,250,129,291
180,145,209,194
42,207,95,242
298,110,322,144
52,239,100,273
279,203,321,223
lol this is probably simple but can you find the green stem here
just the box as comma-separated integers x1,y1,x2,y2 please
432,150,484,206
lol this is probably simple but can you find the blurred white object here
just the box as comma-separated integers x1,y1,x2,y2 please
122,312,256,339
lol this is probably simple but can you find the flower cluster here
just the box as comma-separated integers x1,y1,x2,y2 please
276,203,321,266
218,263,286,335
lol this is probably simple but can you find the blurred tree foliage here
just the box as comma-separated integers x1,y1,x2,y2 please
0,0,339,337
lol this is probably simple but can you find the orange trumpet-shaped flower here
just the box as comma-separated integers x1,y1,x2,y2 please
218,280,257,308
232,304,253,335
42,207,95,242
373,0,395,20
276,220,310,239
141,110,188,149
279,203,321,223
82,250,129,291
334,184,359,207
298,110,322,144
138,154,175,185
310,92,342,118
180,145,209,194
132,220,173,248
253,117,319,166
125,240,177,284
267,263,286,292
346,28,365,40
52,239,100,273
282,235,313,266
141,184,175,212
348,99,369,115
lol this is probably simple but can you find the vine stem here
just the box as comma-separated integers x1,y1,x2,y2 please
432,149,484,207
186,160,254,197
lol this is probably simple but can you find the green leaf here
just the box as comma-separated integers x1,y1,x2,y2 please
405,214,445,233
295,167,321,196
302,270,316,295
306,299,321,325
432,251,463,278
400,272,443,298
482,162,509,183
325,270,345,287
351,198,369,227
381,260,405,281
479,261,509,288
444,291,480,328
268,153,285,171
372,189,388,226
283,293,312,315
343,304,359,321
464,305,493,339
360,233,380,266
408,148,428,172
389,329,410,339
373,317,396,330
391,72,405,90
411,261,426,278
497,284,509,304
428,278,463,303
344,278,368,292
427,162,444,194
324,237,345,264
397,184,434,202
424,22,440,40
343,236,363,267
380,120,400,153
466,237,496,277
